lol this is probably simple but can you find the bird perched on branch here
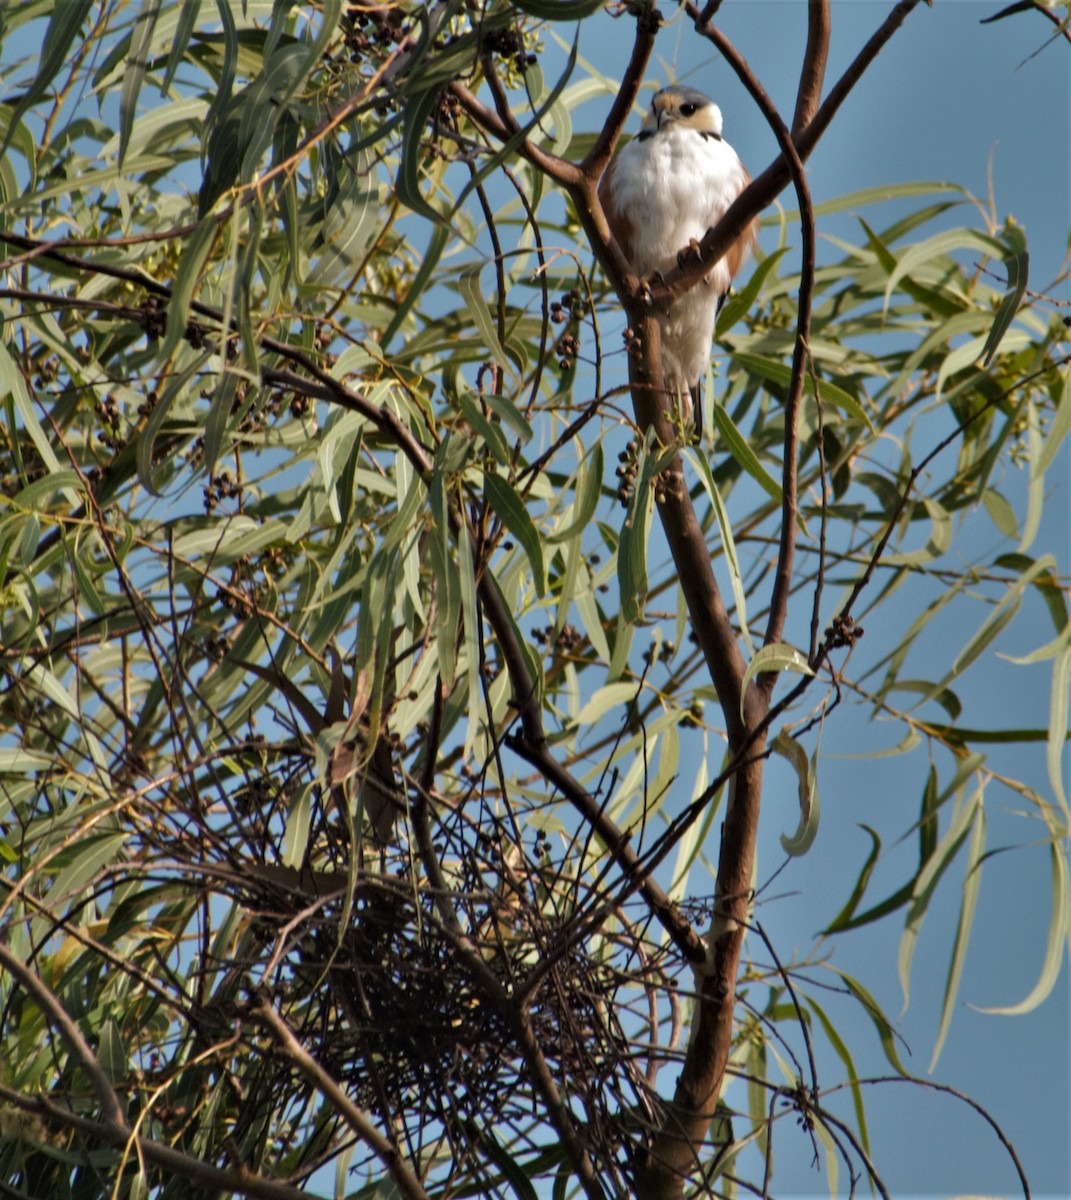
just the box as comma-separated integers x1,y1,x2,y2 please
598,85,758,432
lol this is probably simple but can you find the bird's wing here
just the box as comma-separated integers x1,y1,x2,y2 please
598,156,636,266
704,159,758,290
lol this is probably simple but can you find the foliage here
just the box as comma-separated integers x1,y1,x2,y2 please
0,2,1067,1198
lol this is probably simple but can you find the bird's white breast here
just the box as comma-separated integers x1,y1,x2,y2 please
608,124,750,388
611,125,747,282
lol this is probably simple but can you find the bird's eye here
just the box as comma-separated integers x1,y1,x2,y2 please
680,104,697,117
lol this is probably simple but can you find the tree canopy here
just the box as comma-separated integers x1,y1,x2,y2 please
0,2,1067,1198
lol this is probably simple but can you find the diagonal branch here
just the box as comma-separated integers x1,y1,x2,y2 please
687,16,816,662
651,0,927,308
0,1083,314,1200
0,942,124,1127
792,0,832,134
250,996,430,1200
580,5,660,179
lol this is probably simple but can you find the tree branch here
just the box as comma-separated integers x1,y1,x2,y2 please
0,943,124,1127
0,1083,314,1200
651,0,927,307
250,996,430,1200
580,5,660,178
686,17,816,661
792,0,832,134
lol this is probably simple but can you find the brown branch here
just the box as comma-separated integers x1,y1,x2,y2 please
687,18,816,662
0,946,325,1198
250,997,430,1200
792,0,832,134
625,319,749,743
0,942,124,1127
449,76,580,186
580,5,660,178
847,1075,1032,1197
651,0,927,308
0,1084,314,1200
635,6,928,1196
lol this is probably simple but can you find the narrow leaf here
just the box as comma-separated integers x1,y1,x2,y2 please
711,401,782,502
161,219,218,361
772,730,820,856
929,799,986,1069
484,474,545,597
119,0,163,165
980,220,1028,366
740,642,813,713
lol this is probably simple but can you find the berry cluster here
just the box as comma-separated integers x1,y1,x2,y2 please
138,295,166,341
616,441,682,509
96,394,122,450
342,5,408,64
203,469,242,513
481,26,537,72
824,612,864,650
616,439,639,507
532,623,583,655
551,289,583,371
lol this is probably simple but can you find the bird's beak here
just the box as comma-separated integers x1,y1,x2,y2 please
656,109,677,131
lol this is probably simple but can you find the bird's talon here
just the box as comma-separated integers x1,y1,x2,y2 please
676,239,705,270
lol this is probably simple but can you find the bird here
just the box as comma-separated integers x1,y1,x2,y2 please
598,85,758,432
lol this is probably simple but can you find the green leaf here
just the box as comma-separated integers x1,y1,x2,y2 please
979,838,1070,1015
458,390,511,465
1033,363,1071,484
822,825,882,934
163,0,203,92
740,642,813,711
687,446,752,654
311,143,382,289
548,441,603,544
455,515,483,764
484,473,545,598
980,219,1028,366
428,473,460,687
575,682,638,727
898,785,982,1012
805,993,871,1157
513,0,605,18
882,226,1005,312
929,797,986,1069
1046,631,1071,821
617,433,659,624
832,968,910,1076
282,785,313,869
772,729,820,856
2,0,97,154
982,488,1018,540
733,352,873,430
460,265,518,385
717,247,789,332
859,217,964,319
710,400,781,502
161,218,218,361
119,0,163,165
824,768,939,934
50,832,128,905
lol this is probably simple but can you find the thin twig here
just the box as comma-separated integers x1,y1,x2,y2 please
0,1083,312,1200
250,996,430,1200
0,942,124,1127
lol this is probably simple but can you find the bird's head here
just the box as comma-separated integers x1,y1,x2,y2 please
643,86,724,137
